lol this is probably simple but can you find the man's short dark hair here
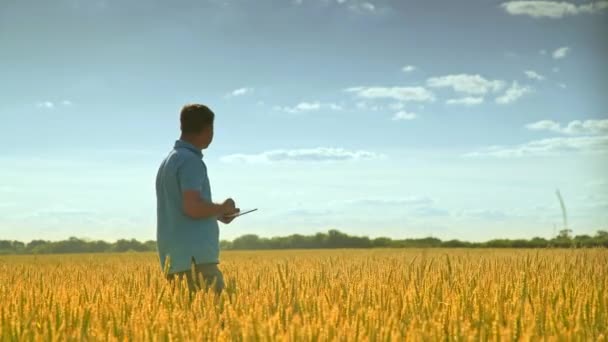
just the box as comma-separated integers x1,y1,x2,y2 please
180,104,214,134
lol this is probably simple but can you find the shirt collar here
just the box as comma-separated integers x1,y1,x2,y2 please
174,139,203,157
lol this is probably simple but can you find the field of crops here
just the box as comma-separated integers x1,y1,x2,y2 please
0,249,606,340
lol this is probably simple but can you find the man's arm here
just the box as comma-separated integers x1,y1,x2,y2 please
182,191,232,219
178,157,236,219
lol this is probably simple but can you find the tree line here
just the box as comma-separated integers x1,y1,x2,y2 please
0,229,607,255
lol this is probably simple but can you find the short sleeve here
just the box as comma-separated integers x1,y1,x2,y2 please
178,156,205,193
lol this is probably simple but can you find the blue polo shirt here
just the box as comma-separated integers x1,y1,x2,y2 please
156,139,220,274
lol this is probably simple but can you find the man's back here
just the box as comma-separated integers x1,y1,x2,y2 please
156,139,220,275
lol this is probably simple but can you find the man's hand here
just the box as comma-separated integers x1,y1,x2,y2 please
218,208,240,224
218,201,240,224
217,198,239,224
220,198,236,216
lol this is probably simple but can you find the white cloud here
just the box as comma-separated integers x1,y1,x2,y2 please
426,74,505,95
392,111,417,121
335,197,450,217
37,101,54,109
335,0,379,13
526,119,608,135
340,197,435,207
291,102,320,111
578,1,608,12
281,208,334,218
345,86,435,102
446,97,484,106
458,209,511,221
36,100,73,109
552,46,570,59
346,1,376,12
388,102,405,111
468,118,608,157
26,207,97,219
275,101,343,113
412,206,451,217
558,83,567,89
525,120,561,132
524,70,545,81
464,135,608,158
495,81,532,104
359,2,375,11
402,65,416,73
467,118,608,158
539,49,547,55
221,147,384,163
501,1,608,18
355,102,382,111
586,179,608,188
225,87,253,98
552,67,560,73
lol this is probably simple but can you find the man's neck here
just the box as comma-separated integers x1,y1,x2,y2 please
179,135,202,150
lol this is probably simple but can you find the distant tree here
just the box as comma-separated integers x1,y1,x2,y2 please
113,239,147,252
220,240,233,250
442,240,470,248
232,234,263,249
89,240,112,253
418,237,442,247
595,230,608,247
553,229,574,248
372,237,392,248
528,237,549,248
144,240,157,252
309,232,325,247
0,240,15,254
26,239,49,252
4,228,608,255
11,241,24,252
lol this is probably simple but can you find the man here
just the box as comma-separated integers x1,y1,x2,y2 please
156,103,239,295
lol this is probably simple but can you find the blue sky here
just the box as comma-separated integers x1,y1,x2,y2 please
1,0,607,242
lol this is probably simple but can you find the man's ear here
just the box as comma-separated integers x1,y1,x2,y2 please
197,127,210,143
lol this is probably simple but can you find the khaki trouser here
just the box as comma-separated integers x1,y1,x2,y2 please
165,262,225,295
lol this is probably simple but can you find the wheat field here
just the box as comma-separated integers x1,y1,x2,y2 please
0,249,606,341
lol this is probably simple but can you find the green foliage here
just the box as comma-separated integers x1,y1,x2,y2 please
0,230,606,254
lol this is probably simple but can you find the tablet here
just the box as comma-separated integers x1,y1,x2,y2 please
224,208,258,218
